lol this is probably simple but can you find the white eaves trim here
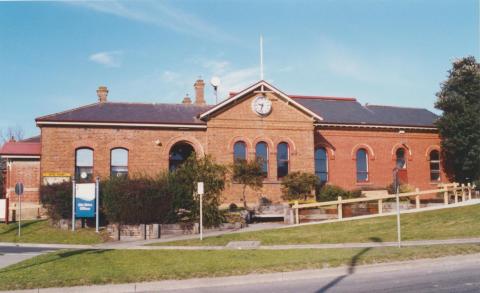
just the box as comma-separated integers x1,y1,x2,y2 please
1,155,41,159
199,80,324,121
315,123,437,131
36,121,207,129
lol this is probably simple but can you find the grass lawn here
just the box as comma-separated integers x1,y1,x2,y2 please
0,220,107,245
1,244,480,290
153,204,480,246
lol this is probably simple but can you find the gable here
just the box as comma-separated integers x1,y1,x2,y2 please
199,81,323,122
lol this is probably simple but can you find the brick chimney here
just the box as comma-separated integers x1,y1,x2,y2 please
96,86,108,103
194,79,205,105
182,94,192,105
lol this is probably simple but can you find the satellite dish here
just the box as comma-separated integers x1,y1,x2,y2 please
210,76,221,88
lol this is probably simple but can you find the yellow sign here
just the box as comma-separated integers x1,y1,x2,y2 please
43,172,71,177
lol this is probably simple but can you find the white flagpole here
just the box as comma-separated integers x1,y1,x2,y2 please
260,35,264,80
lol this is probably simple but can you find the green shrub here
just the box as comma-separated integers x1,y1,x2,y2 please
168,155,227,228
386,183,415,194
232,159,264,209
316,184,362,202
281,171,319,201
101,175,173,225
40,181,72,221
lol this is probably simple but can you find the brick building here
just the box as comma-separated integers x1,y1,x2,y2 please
1,79,447,214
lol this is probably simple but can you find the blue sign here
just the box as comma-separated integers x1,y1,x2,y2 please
75,183,96,218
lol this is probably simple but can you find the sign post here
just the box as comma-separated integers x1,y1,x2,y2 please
15,182,24,237
95,177,99,233
197,182,204,241
72,178,76,231
393,168,402,248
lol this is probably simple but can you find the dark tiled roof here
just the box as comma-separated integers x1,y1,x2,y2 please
36,103,213,125
292,97,438,127
36,95,437,128
365,105,439,127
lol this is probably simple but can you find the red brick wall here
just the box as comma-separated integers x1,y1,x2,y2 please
40,126,207,179
315,127,447,191
5,160,40,203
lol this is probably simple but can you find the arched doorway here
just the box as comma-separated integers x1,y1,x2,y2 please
169,142,195,171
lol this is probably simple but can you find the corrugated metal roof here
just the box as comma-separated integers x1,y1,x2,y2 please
0,137,41,156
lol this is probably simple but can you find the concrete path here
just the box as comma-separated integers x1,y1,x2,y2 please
2,237,480,252
0,246,59,269
4,252,480,293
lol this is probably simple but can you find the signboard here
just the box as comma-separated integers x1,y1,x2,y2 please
197,182,204,195
75,183,96,218
43,172,71,177
0,199,6,222
15,183,24,196
43,172,71,185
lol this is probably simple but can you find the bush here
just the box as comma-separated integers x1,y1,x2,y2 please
316,184,362,202
168,155,227,228
281,171,319,201
101,175,173,225
40,181,72,221
386,183,415,194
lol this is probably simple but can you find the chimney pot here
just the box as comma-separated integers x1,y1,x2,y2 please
182,94,192,105
97,86,109,103
194,79,205,105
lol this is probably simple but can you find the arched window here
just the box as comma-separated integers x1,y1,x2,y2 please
169,142,195,171
356,149,368,182
396,148,406,169
315,147,328,183
429,150,440,181
233,141,247,161
111,148,128,178
75,148,93,181
255,142,268,177
277,142,289,179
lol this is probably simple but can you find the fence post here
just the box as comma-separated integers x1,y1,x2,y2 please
461,183,466,201
378,199,383,214
337,196,343,219
467,183,472,201
444,186,449,205
294,200,299,225
415,188,420,209
454,183,458,204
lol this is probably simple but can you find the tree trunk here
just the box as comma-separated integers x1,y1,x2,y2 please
242,185,248,210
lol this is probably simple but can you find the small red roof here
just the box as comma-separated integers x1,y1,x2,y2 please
0,138,41,157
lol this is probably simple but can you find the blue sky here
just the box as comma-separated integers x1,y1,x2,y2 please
0,0,478,137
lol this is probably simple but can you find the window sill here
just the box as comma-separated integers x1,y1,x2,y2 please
356,182,373,186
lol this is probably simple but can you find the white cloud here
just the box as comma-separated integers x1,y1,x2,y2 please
89,50,123,68
71,1,235,42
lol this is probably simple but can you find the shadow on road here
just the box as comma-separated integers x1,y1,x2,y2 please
315,237,383,293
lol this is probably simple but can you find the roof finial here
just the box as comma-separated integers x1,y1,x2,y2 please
260,35,264,80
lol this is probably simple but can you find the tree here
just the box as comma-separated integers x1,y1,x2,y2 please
0,126,24,144
169,155,228,228
281,171,318,201
435,56,480,183
232,159,263,209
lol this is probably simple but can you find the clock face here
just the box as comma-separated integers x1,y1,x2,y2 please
251,96,272,116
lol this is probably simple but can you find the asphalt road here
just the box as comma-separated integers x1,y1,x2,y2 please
0,245,58,269
156,254,480,293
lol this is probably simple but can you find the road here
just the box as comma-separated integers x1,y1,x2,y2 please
0,245,58,269
156,254,480,293
0,249,478,293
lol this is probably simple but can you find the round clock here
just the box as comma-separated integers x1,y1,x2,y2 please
251,96,272,116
